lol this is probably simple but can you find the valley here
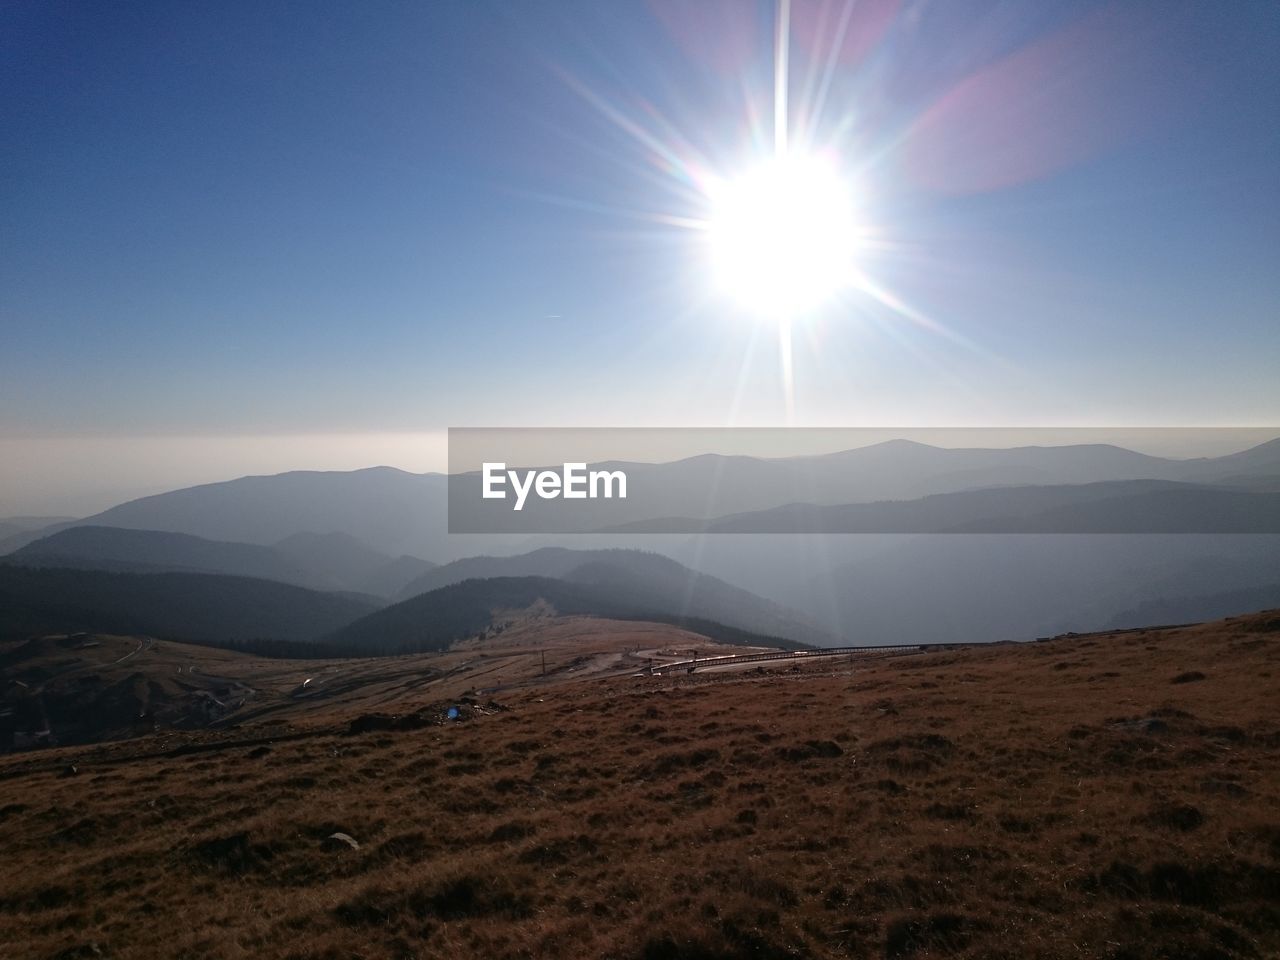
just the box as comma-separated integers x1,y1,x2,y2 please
6,437,1280,650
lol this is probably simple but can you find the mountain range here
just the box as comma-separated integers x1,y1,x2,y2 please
3,437,1279,649
0,545,832,653
6,438,1279,552
610,479,1280,533
0,468,451,558
10,526,435,598
327,574,809,655
0,515,75,544
0,565,379,646
450,438,1280,533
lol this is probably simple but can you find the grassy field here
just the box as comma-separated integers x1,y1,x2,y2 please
1,612,1277,959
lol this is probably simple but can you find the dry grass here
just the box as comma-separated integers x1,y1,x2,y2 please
1,612,1278,959
0,618,771,743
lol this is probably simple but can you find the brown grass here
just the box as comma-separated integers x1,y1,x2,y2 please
1,612,1278,959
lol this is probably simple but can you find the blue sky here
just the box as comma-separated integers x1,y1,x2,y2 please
2,0,1278,510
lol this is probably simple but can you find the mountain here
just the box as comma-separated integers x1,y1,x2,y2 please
4,467,453,559
753,534,1280,646
11,526,335,588
0,565,379,644
395,546,616,599
1186,437,1280,481
355,553,439,598
623,479,1280,534
5,440,1278,651
0,516,80,554
9,439,1278,551
0,515,76,542
1104,582,1280,629
272,531,436,597
451,438,1280,533
10,526,438,599
329,575,807,654
393,547,835,646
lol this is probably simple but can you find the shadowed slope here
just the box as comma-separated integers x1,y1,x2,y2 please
394,548,834,646
330,575,807,654
0,565,379,644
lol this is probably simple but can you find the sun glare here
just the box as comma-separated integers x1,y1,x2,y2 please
707,154,859,319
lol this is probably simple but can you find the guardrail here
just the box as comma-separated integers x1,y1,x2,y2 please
651,642,970,674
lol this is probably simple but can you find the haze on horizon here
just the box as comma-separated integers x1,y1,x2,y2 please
5,427,1280,519
2,1,1278,515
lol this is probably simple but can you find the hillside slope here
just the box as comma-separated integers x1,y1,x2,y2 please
25,467,450,558
394,547,835,646
613,480,1280,533
0,565,379,644
1,610,1276,959
451,438,1280,531
11,526,333,589
9,526,436,599
8,438,1277,553
671,533,1280,647
271,531,436,597
330,575,807,654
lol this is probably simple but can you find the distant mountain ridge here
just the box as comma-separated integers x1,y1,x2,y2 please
270,531,436,596
0,515,77,545
5,439,1279,551
760,533,1280,646
451,438,1280,533
0,541,828,654
12,526,334,589
0,560,805,661
0,467,450,558
10,526,434,598
1105,583,1280,629
608,479,1280,533
395,546,615,599
0,565,379,644
392,547,835,647
329,575,810,655
4,440,1279,651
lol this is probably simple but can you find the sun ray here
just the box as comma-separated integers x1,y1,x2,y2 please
774,0,791,158
775,0,794,422
852,270,980,350
806,0,860,149
531,0,1014,423
779,319,795,423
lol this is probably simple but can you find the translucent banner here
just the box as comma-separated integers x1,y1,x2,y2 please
447,427,1280,534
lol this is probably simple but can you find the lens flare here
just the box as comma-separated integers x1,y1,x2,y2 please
706,154,859,319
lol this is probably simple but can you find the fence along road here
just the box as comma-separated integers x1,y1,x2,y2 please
650,642,975,675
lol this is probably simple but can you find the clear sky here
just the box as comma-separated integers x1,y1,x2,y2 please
2,1,1278,513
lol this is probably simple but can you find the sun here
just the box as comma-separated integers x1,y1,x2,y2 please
706,153,860,319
